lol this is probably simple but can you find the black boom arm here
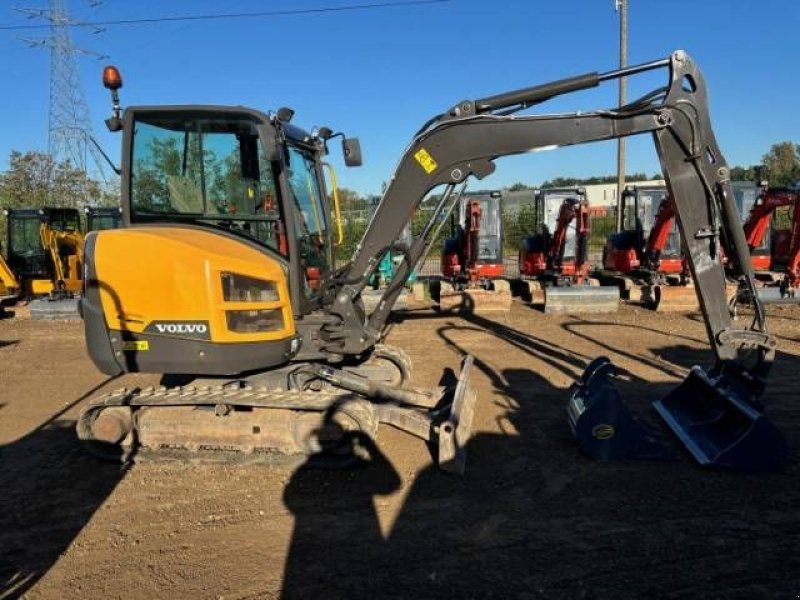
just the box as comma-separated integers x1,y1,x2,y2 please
323,50,773,380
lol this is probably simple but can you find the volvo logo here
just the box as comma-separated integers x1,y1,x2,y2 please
144,320,211,340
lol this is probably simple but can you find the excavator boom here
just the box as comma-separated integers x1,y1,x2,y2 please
320,50,782,470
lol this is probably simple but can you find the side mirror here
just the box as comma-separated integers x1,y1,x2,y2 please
342,137,362,167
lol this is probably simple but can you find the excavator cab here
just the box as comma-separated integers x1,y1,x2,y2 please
437,191,512,312
85,206,122,232
731,181,770,271
442,191,504,282
605,185,682,275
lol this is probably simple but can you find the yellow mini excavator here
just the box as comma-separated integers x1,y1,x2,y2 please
78,53,786,474
3,206,83,298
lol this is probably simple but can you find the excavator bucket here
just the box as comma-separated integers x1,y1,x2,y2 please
640,284,698,312
653,366,788,472
567,357,671,460
543,286,619,315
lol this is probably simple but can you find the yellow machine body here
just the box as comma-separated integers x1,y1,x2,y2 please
95,227,294,341
0,253,20,300
84,226,297,376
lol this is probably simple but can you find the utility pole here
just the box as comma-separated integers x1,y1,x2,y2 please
615,0,627,231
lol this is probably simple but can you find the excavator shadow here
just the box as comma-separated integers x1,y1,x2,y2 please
280,315,800,597
0,379,125,599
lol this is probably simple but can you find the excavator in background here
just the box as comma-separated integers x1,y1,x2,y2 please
366,196,416,289
85,206,123,232
362,197,417,313
519,188,618,313
599,185,697,310
77,52,784,474
736,185,800,304
3,207,83,297
438,191,511,311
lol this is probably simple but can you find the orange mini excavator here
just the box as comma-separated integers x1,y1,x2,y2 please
520,189,618,313
601,185,696,310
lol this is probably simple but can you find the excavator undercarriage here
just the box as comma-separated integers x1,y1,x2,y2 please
78,51,786,474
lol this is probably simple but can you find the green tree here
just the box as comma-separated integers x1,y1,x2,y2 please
729,165,759,182
0,151,55,208
507,182,533,191
0,150,111,210
760,141,800,187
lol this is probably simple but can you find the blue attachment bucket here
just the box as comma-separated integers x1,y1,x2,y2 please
568,357,672,460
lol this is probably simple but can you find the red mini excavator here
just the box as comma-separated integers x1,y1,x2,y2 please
601,185,696,310
520,189,618,313
737,185,800,303
439,191,511,311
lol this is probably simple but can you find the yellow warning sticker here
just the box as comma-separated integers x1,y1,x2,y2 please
122,340,149,351
414,148,438,174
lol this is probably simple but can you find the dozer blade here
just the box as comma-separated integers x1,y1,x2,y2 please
543,286,619,315
640,284,698,312
755,286,800,305
653,366,788,472
438,287,512,313
567,357,671,460
29,297,80,320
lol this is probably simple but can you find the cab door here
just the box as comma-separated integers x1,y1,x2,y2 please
283,145,334,304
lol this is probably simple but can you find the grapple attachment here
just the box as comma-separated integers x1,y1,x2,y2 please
567,357,671,460
653,366,788,472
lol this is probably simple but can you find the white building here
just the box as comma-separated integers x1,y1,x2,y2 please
582,179,666,208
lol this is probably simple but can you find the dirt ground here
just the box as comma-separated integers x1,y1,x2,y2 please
1,301,799,599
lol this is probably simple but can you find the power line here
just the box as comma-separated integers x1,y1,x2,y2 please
0,0,452,31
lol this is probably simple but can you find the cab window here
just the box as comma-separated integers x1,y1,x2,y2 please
285,146,331,295
130,115,286,255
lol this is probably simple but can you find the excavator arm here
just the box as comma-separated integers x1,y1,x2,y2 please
546,197,591,280
39,224,84,295
321,50,784,471
643,196,676,268
324,50,771,368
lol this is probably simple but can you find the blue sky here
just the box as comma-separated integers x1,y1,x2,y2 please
0,0,798,196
